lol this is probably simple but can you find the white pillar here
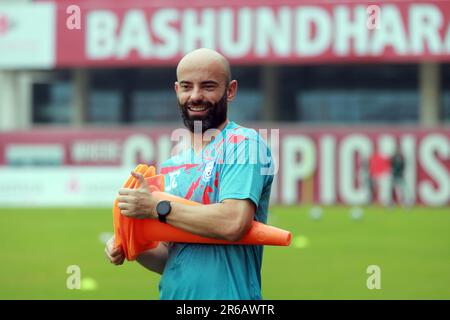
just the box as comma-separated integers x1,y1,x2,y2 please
0,71,34,130
16,71,33,129
419,62,441,127
0,71,18,131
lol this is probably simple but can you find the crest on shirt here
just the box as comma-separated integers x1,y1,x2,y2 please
202,160,215,183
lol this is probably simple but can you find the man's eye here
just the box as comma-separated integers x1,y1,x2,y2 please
204,86,215,91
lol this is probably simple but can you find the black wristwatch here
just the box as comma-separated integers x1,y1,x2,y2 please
156,200,171,223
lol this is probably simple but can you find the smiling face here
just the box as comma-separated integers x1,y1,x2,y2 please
175,49,237,133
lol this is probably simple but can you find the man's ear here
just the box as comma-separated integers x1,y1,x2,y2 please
227,80,238,102
174,81,179,94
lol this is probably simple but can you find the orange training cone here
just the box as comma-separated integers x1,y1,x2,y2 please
113,164,292,261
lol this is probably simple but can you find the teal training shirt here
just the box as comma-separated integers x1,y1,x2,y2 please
158,121,274,300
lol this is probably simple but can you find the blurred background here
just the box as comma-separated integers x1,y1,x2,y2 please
0,0,449,299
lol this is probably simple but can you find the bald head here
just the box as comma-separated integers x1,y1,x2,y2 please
176,48,231,84
174,48,238,133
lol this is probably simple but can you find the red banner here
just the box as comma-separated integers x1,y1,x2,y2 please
54,0,450,66
1,126,449,206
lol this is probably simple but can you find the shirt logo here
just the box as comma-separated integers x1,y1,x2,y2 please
202,160,215,183
165,170,180,192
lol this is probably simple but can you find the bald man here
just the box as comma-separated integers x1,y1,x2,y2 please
106,48,274,300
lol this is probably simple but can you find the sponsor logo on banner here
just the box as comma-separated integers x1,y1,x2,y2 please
0,2,56,68
0,14,13,36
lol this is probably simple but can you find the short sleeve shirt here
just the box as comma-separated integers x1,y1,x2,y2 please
158,121,274,300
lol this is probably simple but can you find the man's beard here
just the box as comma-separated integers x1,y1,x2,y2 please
178,91,228,133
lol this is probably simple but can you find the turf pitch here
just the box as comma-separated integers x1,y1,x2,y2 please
0,206,449,300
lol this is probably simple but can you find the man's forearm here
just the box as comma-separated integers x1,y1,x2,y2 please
117,173,254,242
136,242,169,275
166,199,254,242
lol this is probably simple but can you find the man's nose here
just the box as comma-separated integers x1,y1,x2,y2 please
190,87,203,102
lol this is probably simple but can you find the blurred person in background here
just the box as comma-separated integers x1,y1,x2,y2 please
390,149,410,207
369,151,392,206
359,156,372,205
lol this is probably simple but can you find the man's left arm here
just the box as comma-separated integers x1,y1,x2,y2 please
167,198,255,242
118,136,271,242
118,173,256,242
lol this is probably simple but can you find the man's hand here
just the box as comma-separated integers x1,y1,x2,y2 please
117,171,158,219
105,236,125,265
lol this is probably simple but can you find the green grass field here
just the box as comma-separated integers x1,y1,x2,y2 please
1,206,449,300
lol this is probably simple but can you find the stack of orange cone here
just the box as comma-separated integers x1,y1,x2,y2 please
114,164,291,261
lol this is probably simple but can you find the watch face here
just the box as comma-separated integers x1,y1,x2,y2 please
157,201,171,216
